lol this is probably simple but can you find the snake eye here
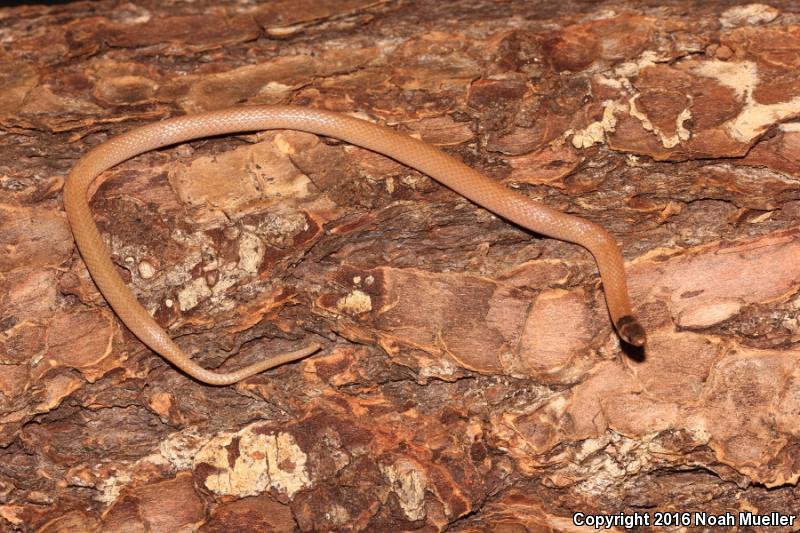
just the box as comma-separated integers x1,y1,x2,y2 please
615,315,647,347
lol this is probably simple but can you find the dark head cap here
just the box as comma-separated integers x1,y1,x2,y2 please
616,315,646,347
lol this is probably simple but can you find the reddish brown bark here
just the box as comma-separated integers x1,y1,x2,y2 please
1,1,799,531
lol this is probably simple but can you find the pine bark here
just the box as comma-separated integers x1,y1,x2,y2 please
1,1,799,531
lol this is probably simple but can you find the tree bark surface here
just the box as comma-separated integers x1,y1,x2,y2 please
1,1,799,531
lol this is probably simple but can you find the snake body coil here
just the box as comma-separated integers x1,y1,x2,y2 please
64,105,645,386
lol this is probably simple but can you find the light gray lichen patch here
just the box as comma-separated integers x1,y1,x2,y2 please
194,425,312,498
237,230,266,274
627,93,693,149
336,289,372,314
693,59,800,143
719,3,780,28
247,207,309,249
380,459,428,521
570,100,626,149
177,277,213,312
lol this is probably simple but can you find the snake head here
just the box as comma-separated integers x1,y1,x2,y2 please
615,315,647,347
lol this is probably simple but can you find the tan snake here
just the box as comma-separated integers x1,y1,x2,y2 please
63,105,646,386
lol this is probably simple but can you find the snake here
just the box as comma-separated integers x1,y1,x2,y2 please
63,105,646,386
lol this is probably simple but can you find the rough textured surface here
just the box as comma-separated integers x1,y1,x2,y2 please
1,0,799,531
